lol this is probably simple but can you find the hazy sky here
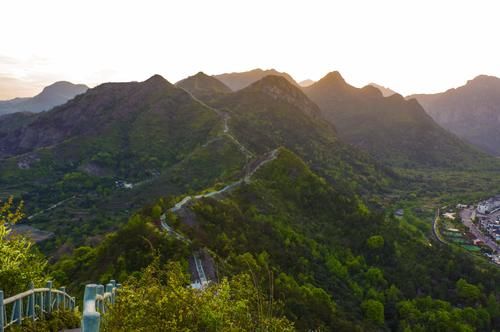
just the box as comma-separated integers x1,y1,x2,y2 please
1,0,499,99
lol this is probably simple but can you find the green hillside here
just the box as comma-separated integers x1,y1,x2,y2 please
212,75,393,197
51,148,500,330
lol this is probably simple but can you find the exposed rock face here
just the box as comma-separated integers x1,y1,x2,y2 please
214,68,298,91
409,75,500,155
0,81,88,115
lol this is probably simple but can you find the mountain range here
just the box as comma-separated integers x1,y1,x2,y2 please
303,72,489,168
409,75,500,155
0,81,88,115
2,69,500,330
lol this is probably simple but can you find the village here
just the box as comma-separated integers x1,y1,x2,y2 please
437,197,500,265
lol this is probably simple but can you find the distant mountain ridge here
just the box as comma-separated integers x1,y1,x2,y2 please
368,83,397,97
0,81,88,115
304,71,490,168
214,68,298,91
409,75,500,155
299,79,315,87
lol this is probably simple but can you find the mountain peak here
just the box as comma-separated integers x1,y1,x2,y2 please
248,75,301,95
360,85,383,98
245,75,320,117
0,80,89,115
193,71,209,78
176,72,231,101
322,71,346,84
145,74,171,85
467,74,500,87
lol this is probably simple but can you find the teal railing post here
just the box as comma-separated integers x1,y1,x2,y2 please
46,281,52,314
0,290,4,332
28,282,35,321
56,287,63,310
12,298,22,326
96,285,104,313
82,284,100,332
105,283,114,305
60,287,67,310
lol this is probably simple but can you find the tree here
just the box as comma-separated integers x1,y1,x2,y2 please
456,278,481,304
0,197,47,296
102,259,294,331
367,235,384,250
361,299,384,326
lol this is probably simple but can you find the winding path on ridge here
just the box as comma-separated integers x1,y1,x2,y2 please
160,90,280,284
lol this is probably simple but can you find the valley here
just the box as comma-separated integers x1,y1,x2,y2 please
2,2,500,331
1,71,500,331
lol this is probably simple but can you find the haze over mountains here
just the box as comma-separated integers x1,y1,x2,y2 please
410,75,500,155
0,81,88,115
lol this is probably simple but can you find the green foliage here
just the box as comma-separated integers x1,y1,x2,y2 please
102,260,294,331
51,214,190,293
171,150,500,330
9,310,81,332
456,278,481,304
0,197,47,296
361,299,385,326
366,235,384,249
397,297,492,331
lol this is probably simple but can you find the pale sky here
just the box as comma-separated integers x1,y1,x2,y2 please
1,0,499,99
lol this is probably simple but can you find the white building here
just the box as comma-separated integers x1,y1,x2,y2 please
477,197,500,214
477,202,489,214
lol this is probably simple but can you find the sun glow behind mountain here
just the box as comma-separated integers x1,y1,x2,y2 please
1,0,500,98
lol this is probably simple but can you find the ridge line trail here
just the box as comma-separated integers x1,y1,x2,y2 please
161,90,279,286
161,90,280,232
181,89,254,159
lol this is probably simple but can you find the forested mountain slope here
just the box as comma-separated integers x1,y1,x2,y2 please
304,72,492,168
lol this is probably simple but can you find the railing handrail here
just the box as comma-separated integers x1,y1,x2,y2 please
1,280,119,332
0,281,75,332
3,288,73,305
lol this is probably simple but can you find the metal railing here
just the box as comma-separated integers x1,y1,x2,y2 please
0,281,75,331
82,280,120,332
